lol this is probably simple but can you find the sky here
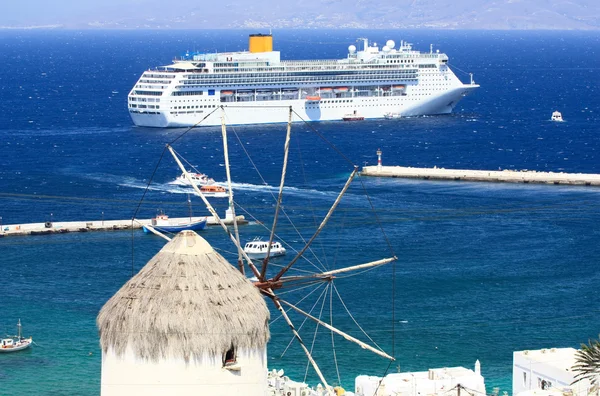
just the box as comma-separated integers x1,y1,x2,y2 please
2,0,599,30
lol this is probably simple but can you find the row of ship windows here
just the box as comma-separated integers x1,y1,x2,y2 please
177,80,417,90
210,64,425,73
181,77,419,85
130,104,160,109
171,111,206,115
136,94,424,109
172,105,216,109
172,91,204,96
129,97,161,102
131,96,446,116
139,79,172,85
184,70,418,79
179,78,419,87
133,93,431,110
136,85,169,90
134,90,163,96
172,99,216,102
130,104,220,110
142,74,176,79
131,87,451,100
385,59,416,64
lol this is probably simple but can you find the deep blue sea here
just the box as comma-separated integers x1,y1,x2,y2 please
1,29,599,395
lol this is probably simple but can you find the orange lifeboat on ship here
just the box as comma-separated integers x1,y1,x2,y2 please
305,96,321,101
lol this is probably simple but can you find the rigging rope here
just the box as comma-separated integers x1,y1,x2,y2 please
292,109,355,167
304,283,330,382
280,283,330,358
270,282,326,325
330,281,341,385
331,283,385,352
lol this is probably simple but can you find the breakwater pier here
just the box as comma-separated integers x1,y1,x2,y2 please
0,215,247,237
360,148,600,186
361,165,600,186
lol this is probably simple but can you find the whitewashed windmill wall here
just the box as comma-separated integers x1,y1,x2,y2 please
97,231,270,396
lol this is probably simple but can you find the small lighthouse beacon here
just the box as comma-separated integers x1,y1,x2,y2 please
97,231,270,396
377,148,382,170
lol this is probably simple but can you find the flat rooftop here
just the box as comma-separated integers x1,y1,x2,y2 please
514,347,578,372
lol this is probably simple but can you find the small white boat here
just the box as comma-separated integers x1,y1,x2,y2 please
244,238,286,260
176,171,215,186
143,212,207,234
342,110,364,121
384,112,401,119
0,320,32,353
551,111,564,122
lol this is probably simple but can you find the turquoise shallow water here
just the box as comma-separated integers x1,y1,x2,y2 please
1,29,600,395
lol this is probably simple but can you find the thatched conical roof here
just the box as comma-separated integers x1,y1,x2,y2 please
97,231,270,362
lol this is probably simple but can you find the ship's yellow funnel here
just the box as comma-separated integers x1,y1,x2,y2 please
249,34,273,53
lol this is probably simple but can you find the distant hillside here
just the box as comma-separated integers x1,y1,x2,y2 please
2,0,599,30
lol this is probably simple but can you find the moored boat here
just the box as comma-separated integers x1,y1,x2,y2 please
384,112,401,119
243,238,286,259
343,110,364,121
143,212,207,234
0,320,32,353
551,111,564,122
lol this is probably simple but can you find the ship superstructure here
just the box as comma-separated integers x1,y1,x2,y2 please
128,34,479,128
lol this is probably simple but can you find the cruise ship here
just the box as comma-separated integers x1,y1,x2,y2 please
128,34,479,128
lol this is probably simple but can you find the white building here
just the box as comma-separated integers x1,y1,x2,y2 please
354,361,486,396
513,348,593,396
97,231,270,396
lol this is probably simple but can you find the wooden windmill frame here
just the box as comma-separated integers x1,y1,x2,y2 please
144,106,397,395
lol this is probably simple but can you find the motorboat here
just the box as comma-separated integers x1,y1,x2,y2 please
342,110,364,121
0,320,32,353
551,111,564,122
176,171,215,186
143,212,207,234
243,238,287,259
384,112,401,119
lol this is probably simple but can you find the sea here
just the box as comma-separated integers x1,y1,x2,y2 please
0,29,599,395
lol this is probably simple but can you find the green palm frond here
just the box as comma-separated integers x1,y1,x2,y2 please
572,335,600,386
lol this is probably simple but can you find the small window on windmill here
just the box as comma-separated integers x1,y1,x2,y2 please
223,345,236,367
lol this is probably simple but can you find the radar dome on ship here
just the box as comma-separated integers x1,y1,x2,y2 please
386,40,396,49
348,45,356,54
382,46,390,53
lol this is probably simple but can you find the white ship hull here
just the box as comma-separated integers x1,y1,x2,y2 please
131,85,477,128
